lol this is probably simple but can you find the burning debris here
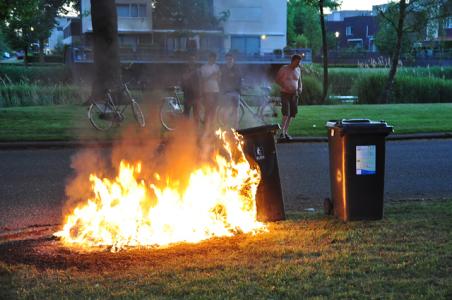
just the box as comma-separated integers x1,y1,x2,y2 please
55,129,267,252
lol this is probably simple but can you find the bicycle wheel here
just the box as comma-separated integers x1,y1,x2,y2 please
131,100,145,127
217,105,228,127
160,97,183,131
238,103,245,124
217,104,244,128
259,102,278,125
88,102,114,131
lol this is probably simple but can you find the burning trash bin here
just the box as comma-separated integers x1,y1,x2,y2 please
238,125,285,222
325,119,393,221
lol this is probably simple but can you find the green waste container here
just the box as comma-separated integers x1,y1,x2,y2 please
325,119,393,221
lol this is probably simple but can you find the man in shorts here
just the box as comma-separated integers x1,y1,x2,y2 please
200,52,221,130
220,52,242,128
275,54,302,140
181,54,200,121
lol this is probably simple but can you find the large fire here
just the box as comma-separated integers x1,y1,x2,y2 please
55,130,266,251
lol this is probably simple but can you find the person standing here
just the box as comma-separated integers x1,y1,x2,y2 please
200,52,221,130
275,54,302,140
220,52,242,128
181,54,200,121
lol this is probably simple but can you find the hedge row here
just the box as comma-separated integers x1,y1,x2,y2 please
0,64,72,85
270,75,323,105
354,74,452,104
327,67,452,95
27,55,64,64
269,72,452,105
0,84,87,107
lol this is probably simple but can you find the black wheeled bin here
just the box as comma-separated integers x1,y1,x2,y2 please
238,125,285,222
326,119,393,221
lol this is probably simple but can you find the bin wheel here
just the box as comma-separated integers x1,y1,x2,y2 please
324,198,333,215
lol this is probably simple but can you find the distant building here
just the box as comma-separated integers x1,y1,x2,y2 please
215,0,287,55
325,10,373,22
48,17,76,52
62,18,81,46
326,11,378,51
73,0,290,63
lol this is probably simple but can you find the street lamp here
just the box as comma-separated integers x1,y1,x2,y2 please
335,31,340,52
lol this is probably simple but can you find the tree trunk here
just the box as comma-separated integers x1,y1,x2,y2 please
380,0,407,104
24,47,29,67
319,0,328,103
39,38,45,63
90,0,122,100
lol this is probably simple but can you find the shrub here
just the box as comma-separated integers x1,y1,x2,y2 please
27,55,64,63
328,69,365,95
0,83,88,107
393,75,452,103
270,75,323,105
352,73,452,104
0,64,72,85
300,75,323,104
352,74,387,104
397,66,452,80
327,66,452,96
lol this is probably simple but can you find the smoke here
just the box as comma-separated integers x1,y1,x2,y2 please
62,105,235,221
62,59,281,222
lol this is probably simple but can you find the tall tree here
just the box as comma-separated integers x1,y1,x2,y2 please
90,0,121,99
377,0,447,103
1,0,71,64
3,0,40,65
287,1,322,54
0,0,20,22
304,0,340,102
35,0,68,62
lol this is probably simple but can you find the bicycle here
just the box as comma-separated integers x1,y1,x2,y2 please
88,83,145,131
217,86,279,127
159,86,185,131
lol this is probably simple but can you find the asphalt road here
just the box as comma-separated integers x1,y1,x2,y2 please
1,139,452,231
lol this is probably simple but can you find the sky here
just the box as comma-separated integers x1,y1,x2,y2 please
337,0,391,11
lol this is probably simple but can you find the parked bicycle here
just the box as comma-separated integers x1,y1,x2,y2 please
88,83,145,131
160,85,278,131
160,86,185,131
217,86,279,127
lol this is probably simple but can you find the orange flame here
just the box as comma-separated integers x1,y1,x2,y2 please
55,130,266,251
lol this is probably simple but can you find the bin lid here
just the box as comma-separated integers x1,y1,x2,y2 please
237,124,281,136
326,119,393,135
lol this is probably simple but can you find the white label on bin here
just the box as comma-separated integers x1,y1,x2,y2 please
356,145,376,175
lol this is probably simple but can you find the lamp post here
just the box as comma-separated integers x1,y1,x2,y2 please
335,31,340,52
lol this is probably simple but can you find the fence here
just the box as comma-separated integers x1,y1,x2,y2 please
69,46,313,65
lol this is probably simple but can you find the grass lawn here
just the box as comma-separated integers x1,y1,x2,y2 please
1,200,451,299
288,103,452,137
0,103,451,142
0,104,160,142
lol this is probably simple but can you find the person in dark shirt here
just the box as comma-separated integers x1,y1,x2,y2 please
220,52,242,128
181,54,200,121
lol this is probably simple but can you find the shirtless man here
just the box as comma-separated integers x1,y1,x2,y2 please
275,54,302,140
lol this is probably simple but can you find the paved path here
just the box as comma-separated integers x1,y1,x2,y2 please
278,139,452,210
1,139,451,230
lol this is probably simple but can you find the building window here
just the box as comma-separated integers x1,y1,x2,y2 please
229,7,262,22
231,36,261,55
117,4,129,17
447,17,452,29
346,26,352,36
116,3,147,17
119,35,138,48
